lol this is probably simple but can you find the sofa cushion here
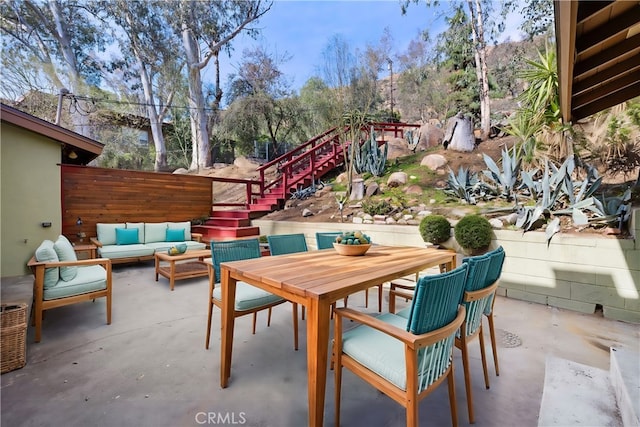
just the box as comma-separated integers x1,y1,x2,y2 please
144,222,168,243
126,222,145,243
98,244,154,259
53,235,78,281
97,223,126,245
44,265,107,300
116,228,139,245
168,221,192,241
35,240,59,289
166,228,185,242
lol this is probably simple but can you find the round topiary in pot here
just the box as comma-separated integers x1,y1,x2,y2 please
454,214,493,255
419,215,452,246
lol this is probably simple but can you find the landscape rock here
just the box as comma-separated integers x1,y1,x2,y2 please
405,184,423,195
302,208,314,217
489,218,503,229
387,172,408,187
365,182,379,197
421,154,448,170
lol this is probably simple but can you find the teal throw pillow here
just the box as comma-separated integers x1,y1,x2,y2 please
116,228,139,245
166,228,185,242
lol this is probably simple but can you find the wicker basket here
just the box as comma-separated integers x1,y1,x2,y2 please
1,303,27,374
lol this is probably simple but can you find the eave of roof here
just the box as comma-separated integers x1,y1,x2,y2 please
555,0,640,123
1,103,104,163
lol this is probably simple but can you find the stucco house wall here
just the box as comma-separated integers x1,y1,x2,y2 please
1,122,62,277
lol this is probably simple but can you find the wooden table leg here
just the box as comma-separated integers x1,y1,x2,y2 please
154,255,159,282
307,297,331,427
220,268,237,388
169,260,176,291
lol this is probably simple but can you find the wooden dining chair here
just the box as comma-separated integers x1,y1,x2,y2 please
388,250,497,424
332,263,469,427
316,231,383,312
205,238,299,351
477,246,505,377
455,251,495,424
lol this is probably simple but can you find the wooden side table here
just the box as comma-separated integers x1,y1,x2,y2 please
73,243,97,260
154,249,211,291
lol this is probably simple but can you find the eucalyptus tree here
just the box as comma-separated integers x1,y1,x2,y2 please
164,0,271,171
402,0,516,140
0,0,108,138
223,47,304,156
105,0,183,171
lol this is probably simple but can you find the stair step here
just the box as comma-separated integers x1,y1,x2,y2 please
210,210,251,219
193,225,261,239
611,347,640,427
204,217,251,227
538,356,622,426
249,203,277,212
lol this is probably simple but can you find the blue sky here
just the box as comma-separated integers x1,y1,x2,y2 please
216,0,526,93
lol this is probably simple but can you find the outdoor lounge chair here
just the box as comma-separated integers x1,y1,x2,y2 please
332,263,468,427
205,238,299,350
28,235,112,343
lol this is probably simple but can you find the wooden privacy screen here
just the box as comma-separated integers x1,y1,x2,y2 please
61,165,213,241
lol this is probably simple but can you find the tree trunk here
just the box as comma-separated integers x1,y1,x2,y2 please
182,25,210,171
468,0,491,141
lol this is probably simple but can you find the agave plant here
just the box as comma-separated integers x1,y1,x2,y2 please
405,129,421,152
482,145,521,200
444,167,479,205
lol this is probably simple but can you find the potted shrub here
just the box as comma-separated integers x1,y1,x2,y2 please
419,215,452,247
454,214,493,255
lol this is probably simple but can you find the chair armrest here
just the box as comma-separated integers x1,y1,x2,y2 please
389,289,414,301
191,232,203,243
335,305,466,350
28,256,112,270
464,281,498,303
90,237,103,247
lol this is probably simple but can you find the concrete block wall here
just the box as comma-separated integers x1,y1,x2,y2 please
253,207,639,323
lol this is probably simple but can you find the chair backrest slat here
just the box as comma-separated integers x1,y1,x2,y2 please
315,232,342,250
461,252,495,335
481,246,506,315
210,238,261,283
267,233,308,256
405,263,468,335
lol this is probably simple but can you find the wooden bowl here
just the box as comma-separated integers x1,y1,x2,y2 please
333,242,371,256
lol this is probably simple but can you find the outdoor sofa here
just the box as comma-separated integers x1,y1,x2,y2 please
91,222,206,264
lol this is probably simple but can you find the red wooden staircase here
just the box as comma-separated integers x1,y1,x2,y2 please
192,123,418,242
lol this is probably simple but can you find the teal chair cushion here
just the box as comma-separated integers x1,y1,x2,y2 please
43,265,107,300
53,235,78,281
212,282,284,311
342,312,411,390
35,240,59,289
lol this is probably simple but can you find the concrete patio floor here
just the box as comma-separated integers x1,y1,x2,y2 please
1,261,638,427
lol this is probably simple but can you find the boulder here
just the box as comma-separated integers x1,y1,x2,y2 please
442,112,475,152
404,184,423,195
420,154,448,170
365,182,379,197
387,171,408,187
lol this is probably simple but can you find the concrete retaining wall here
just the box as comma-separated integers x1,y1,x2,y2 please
254,208,639,323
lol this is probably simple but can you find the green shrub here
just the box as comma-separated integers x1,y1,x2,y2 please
419,215,451,245
454,215,493,253
361,199,392,216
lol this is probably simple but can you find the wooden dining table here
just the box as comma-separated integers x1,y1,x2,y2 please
218,245,456,427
